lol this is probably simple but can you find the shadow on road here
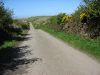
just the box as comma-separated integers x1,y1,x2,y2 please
0,34,40,75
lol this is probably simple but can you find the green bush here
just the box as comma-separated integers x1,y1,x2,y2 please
56,13,66,30
13,19,29,30
47,13,66,31
0,1,14,43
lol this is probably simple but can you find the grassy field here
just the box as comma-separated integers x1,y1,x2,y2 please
28,16,50,23
40,26,100,61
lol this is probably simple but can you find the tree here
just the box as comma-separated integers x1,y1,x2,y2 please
82,0,100,37
0,0,14,42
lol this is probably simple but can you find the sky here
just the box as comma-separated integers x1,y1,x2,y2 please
4,0,81,18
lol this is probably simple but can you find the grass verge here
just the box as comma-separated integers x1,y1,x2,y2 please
40,26,100,61
0,29,28,49
0,40,16,49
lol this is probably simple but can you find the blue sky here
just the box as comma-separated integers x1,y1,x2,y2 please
4,0,81,18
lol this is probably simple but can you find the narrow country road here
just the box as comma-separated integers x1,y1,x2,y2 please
4,23,100,75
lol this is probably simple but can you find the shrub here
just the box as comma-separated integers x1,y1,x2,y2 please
80,12,88,23
62,15,72,23
0,1,14,42
13,20,29,30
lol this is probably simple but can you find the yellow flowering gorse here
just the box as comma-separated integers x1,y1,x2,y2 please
80,13,88,21
62,16,72,23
